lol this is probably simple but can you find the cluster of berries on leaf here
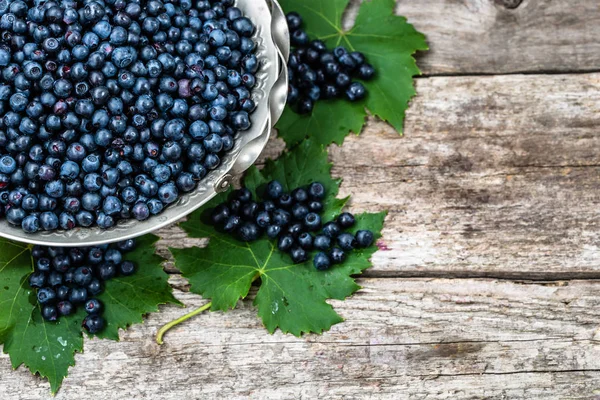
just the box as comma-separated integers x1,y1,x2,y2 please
28,239,137,333
209,180,374,270
285,12,376,114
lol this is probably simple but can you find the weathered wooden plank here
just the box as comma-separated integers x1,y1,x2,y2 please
156,73,600,280
3,277,600,399
389,0,600,75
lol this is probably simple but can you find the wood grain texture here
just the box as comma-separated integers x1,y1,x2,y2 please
391,0,600,75
3,277,600,399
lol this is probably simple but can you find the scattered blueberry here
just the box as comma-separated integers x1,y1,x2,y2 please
207,180,376,269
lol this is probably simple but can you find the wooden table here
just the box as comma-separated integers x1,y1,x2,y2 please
3,0,600,398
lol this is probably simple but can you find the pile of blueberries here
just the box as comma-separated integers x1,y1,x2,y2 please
0,0,259,234
285,12,376,114
28,239,137,333
209,180,374,271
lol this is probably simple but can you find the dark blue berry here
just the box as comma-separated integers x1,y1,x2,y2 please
266,225,282,239
42,305,58,322
98,262,117,281
37,287,56,305
85,298,103,314
298,232,313,250
322,222,341,238
57,301,74,316
238,222,260,241
29,271,47,288
287,223,303,239
337,233,357,251
304,212,322,232
290,247,308,264
119,260,136,276
278,234,294,253
313,252,331,271
337,212,355,229
355,230,375,248
82,314,105,334
314,235,332,251
74,266,93,287
329,247,346,264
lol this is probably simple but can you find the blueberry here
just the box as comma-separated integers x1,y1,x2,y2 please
82,315,105,334
158,182,179,204
277,234,294,252
87,279,104,296
147,198,164,215
346,82,367,101
74,266,93,286
21,215,40,233
266,180,284,200
112,46,137,68
322,222,341,238
337,212,355,229
119,260,136,276
56,286,71,301
337,233,357,251
304,213,322,232
290,247,308,264
308,182,325,200
286,12,303,32
98,262,117,281
36,258,51,272
103,195,122,215
241,202,259,221
117,239,136,252
203,134,223,153
296,98,313,114
42,305,58,322
262,201,277,213
266,225,282,239
355,230,375,248
40,212,59,231
329,247,346,264
314,235,332,251
223,215,242,233
238,222,260,241
287,223,304,239
88,248,104,265
358,64,375,80
298,232,313,250
37,287,56,305
313,252,331,271
231,111,251,130
57,301,74,316
85,298,103,315
278,194,294,209
132,202,150,221
0,155,16,174
256,211,271,228
28,272,47,289
309,201,323,213
105,249,122,265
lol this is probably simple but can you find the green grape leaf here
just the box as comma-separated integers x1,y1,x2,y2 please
173,140,386,336
0,234,179,393
276,0,428,146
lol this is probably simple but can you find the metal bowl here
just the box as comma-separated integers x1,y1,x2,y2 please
0,0,290,247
